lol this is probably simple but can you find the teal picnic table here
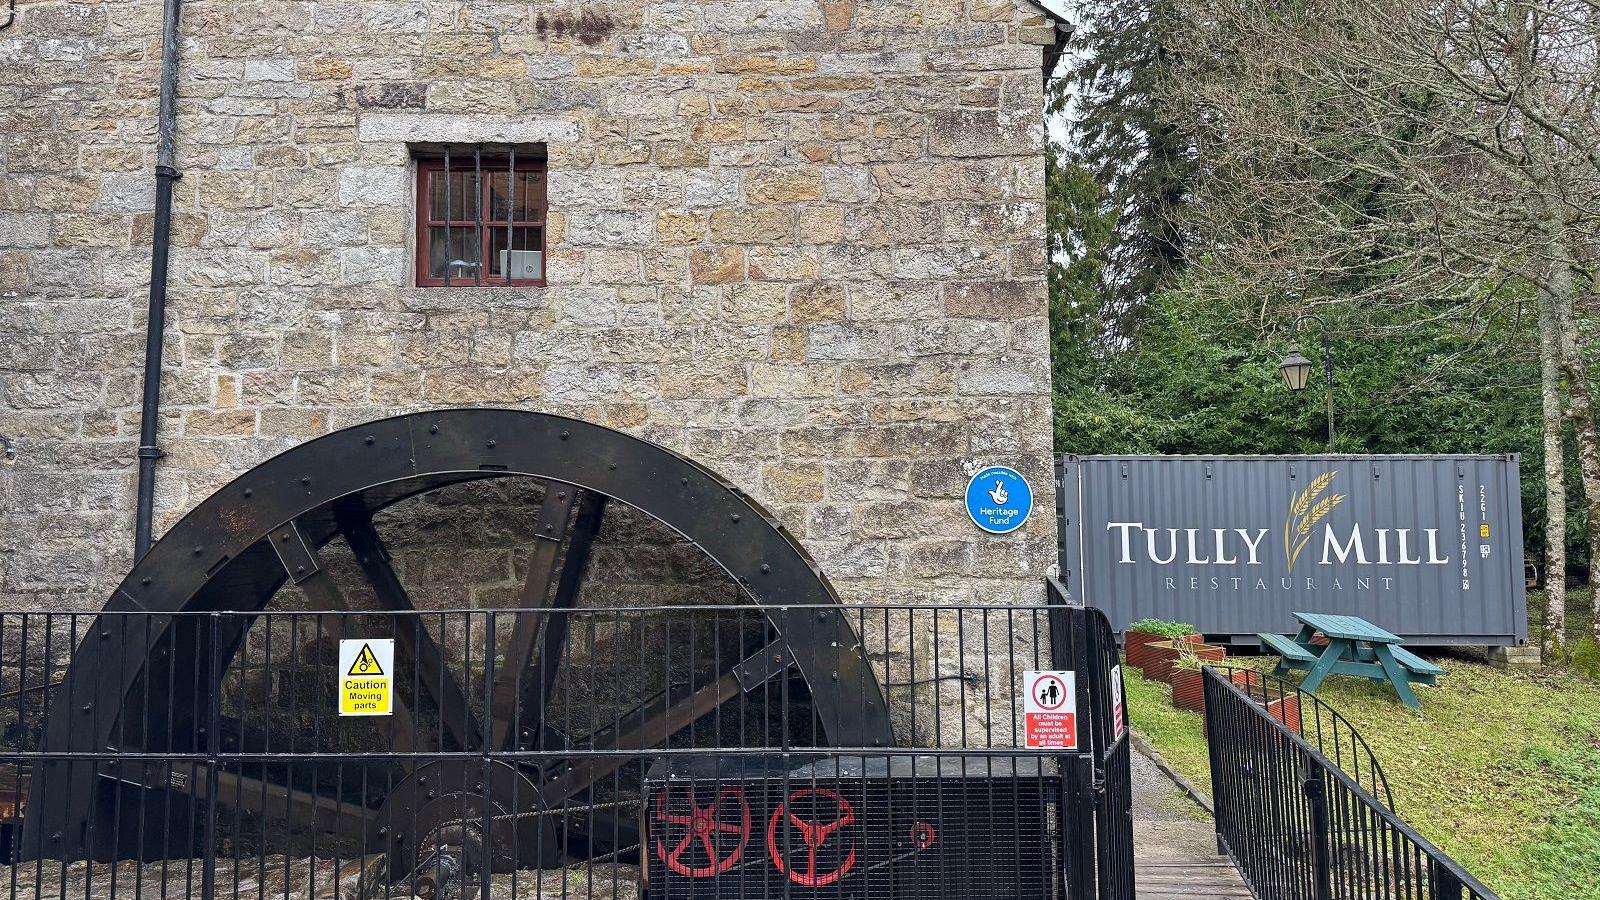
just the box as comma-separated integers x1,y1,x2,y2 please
1258,612,1444,710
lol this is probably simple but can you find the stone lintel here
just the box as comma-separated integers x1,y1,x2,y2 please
358,113,581,145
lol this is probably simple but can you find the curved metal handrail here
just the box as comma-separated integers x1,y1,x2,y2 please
1203,663,1395,811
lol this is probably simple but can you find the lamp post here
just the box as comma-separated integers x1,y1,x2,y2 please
1279,315,1336,453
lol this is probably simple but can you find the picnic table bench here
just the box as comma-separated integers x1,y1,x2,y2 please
1259,612,1443,710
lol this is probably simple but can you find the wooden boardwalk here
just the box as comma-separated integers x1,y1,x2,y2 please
1129,750,1252,899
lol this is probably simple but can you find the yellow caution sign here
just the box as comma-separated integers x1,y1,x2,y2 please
349,643,384,676
338,639,393,716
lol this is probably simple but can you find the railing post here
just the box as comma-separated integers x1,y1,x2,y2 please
1046,584,1072,673
1302,773,1333,900
1202,671,1228,856
482,609,495,900
200,612,221,900
1064,753,1098,900
1432,859,1465,900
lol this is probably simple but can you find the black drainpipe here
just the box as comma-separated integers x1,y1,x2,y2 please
134,0,184,559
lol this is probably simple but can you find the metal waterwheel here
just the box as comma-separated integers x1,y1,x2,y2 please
22,409,894,883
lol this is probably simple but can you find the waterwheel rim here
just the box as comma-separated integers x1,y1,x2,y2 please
25,408,895,866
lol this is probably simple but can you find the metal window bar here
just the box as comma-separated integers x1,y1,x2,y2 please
506,146,516,286
472,145,482,287
427,150,541,287
443,148,451,287
0,601,1131,900
1202,667,1498,900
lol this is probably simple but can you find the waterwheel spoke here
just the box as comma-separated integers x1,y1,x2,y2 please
538,639,788,806
490,487,605,750
115,762,375,840
268,520,425,756
337,510,484,750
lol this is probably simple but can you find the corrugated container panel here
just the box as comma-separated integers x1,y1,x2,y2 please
1057,455,1528,646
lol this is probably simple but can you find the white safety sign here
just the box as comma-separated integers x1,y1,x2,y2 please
1023,670,1078,750
338,639,393,716
1110,665,1126,741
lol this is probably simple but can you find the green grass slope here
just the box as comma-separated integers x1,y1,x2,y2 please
1125,599,1600,900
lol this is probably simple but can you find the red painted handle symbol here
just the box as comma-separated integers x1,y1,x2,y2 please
910,822,937,850
766,788,858,888
653,785,751,878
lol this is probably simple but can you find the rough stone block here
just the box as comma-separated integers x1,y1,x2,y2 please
565,209,654,248
0,215,52,249
654,143,711,167
745,168,823,203
97,175,154,212
1487,645,1541,670
242,58,297,82
654,211,705,245
685,170,742,208
956,357,1051,396
689,246,744,284
709,206,794,244
789,282,846,322
354,82,427,109
944,280,1043,319
805,323,890,361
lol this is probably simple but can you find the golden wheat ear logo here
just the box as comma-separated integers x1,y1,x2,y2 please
1284,472,1345,572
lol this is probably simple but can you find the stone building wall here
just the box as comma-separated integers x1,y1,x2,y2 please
0,0,1061,617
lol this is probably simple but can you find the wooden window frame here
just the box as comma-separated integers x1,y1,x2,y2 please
415,154,548,288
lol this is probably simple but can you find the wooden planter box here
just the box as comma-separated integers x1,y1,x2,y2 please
1137,640,1180,680
1217,693,1304,735
1144,641,1226,684
1170,667,1207,711
1125,630,1201,669
1201,671,1299,733
1169,655,1242,711
1264,693,1302,735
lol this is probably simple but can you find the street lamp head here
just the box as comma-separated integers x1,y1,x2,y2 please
1279,348,1314,392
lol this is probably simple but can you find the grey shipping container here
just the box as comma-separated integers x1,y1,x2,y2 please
1056,455,1528,646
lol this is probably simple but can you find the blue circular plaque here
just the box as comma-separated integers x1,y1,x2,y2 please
965,466,1033,534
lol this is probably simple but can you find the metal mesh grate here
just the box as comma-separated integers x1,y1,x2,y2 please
644,755,1063,900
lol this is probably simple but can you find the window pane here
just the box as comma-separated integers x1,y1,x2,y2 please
426,169,479,222
427,227,483,281
488,226,544,280
488,171,512,220
519,170,546,221
488,169,547,222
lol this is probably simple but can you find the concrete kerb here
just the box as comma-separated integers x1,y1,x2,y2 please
1130,730,1215,816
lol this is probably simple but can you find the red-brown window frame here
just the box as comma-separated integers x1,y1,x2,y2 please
415,153,548,288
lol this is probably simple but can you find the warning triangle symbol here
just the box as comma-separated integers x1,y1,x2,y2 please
348,643,384,677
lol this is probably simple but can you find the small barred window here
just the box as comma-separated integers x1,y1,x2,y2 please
414,146,547,287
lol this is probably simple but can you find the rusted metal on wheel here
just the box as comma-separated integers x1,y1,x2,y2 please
24,408,895,863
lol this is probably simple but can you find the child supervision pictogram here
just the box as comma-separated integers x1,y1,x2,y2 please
1022,670,1078,749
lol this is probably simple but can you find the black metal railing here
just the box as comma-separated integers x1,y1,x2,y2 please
1048,583,1135,900
1203,667,1498,900
1202,665,1393,810
0,596,1132,899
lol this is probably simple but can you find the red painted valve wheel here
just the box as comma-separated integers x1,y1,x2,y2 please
653,785,751,878
766,787,858,887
